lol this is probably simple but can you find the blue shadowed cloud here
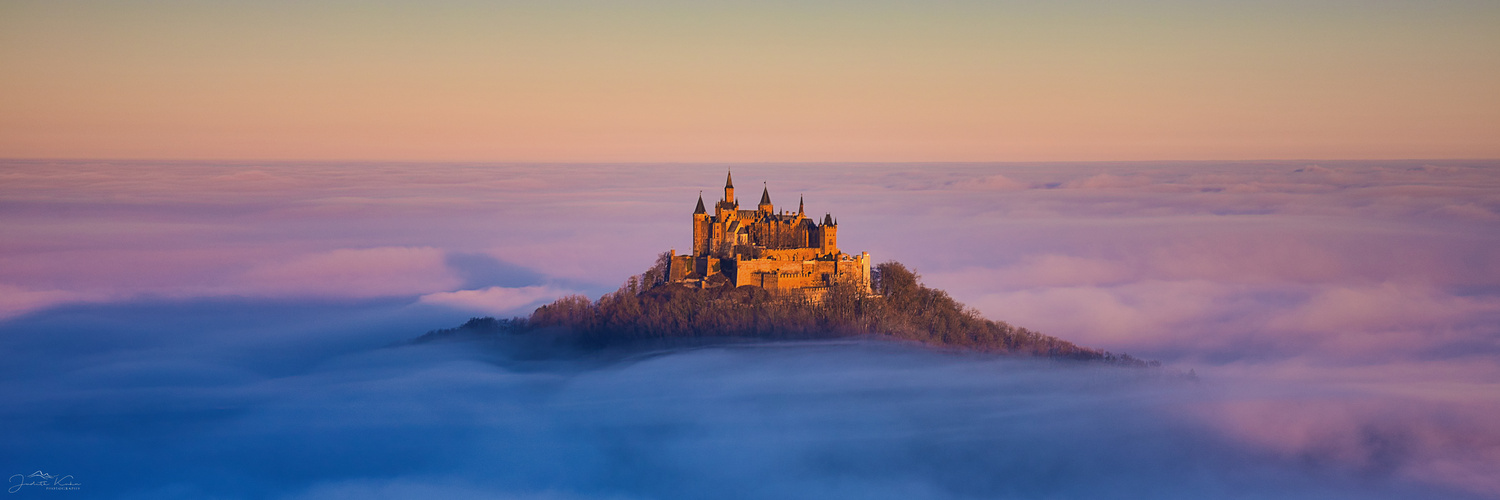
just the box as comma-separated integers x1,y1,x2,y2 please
443,252,547,289
2,299,1488,499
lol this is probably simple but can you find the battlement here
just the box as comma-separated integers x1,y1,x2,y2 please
669,171,871,297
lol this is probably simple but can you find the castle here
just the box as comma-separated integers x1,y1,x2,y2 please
666,171,872,296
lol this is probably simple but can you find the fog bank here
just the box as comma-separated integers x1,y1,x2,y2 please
2,160,1497,497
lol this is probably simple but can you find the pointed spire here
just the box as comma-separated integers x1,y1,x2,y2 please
759,184,771,205
723,170,735,204
694,191,706,214
798,195,804,215
823,213,833,225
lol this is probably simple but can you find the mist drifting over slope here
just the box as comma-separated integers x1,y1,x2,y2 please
2,160,1498,498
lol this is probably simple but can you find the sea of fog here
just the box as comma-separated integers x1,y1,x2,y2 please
1,160,1497,498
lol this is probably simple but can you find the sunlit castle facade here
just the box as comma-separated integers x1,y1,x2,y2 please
667,171,872,295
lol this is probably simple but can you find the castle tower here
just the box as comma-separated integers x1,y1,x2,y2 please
819,213,839,255
724,171,735,205
758,184,773,214
692,193,709,256
798,195,804,217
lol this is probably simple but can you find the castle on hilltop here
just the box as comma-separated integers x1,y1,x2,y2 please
666,171,871,296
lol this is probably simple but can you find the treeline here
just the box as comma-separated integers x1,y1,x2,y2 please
421,256,1155,365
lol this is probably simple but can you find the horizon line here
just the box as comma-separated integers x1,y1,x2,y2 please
3,156,1497,165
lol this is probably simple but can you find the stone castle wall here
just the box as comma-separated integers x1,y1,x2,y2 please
668,173,871,295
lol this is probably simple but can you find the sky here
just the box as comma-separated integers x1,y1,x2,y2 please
2,0,1498,162
2,160,1498,498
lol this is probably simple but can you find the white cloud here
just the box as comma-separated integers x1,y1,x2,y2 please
419,286,573,315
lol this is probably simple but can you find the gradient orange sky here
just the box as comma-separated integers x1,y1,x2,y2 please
2,1,1497,162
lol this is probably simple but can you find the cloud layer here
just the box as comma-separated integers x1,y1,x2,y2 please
2,303,1493,499
2,160,1498,497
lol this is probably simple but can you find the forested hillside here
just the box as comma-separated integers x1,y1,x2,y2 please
419,257,1154,365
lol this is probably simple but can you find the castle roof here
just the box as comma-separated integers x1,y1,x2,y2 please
759,186,771,205
725,171,734,188
694,194,706,214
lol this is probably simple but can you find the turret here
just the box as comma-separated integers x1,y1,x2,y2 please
758,184,773,214
797,195,804,217
724,170,735,205
692,192,709,256
819,213,839,255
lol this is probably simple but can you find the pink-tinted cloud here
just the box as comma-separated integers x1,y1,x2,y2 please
419,285,575,315
1271,283,1495,334
1188,393,1500,496
1433,203,1500,220
3,160,1497,364
951,174,1027,191
1060,172,1151,190
964,280,1238,347
237,247,462,298
0,285,106,320
935,255,1133,289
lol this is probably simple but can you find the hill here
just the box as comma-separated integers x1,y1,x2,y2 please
418,257,1156,366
